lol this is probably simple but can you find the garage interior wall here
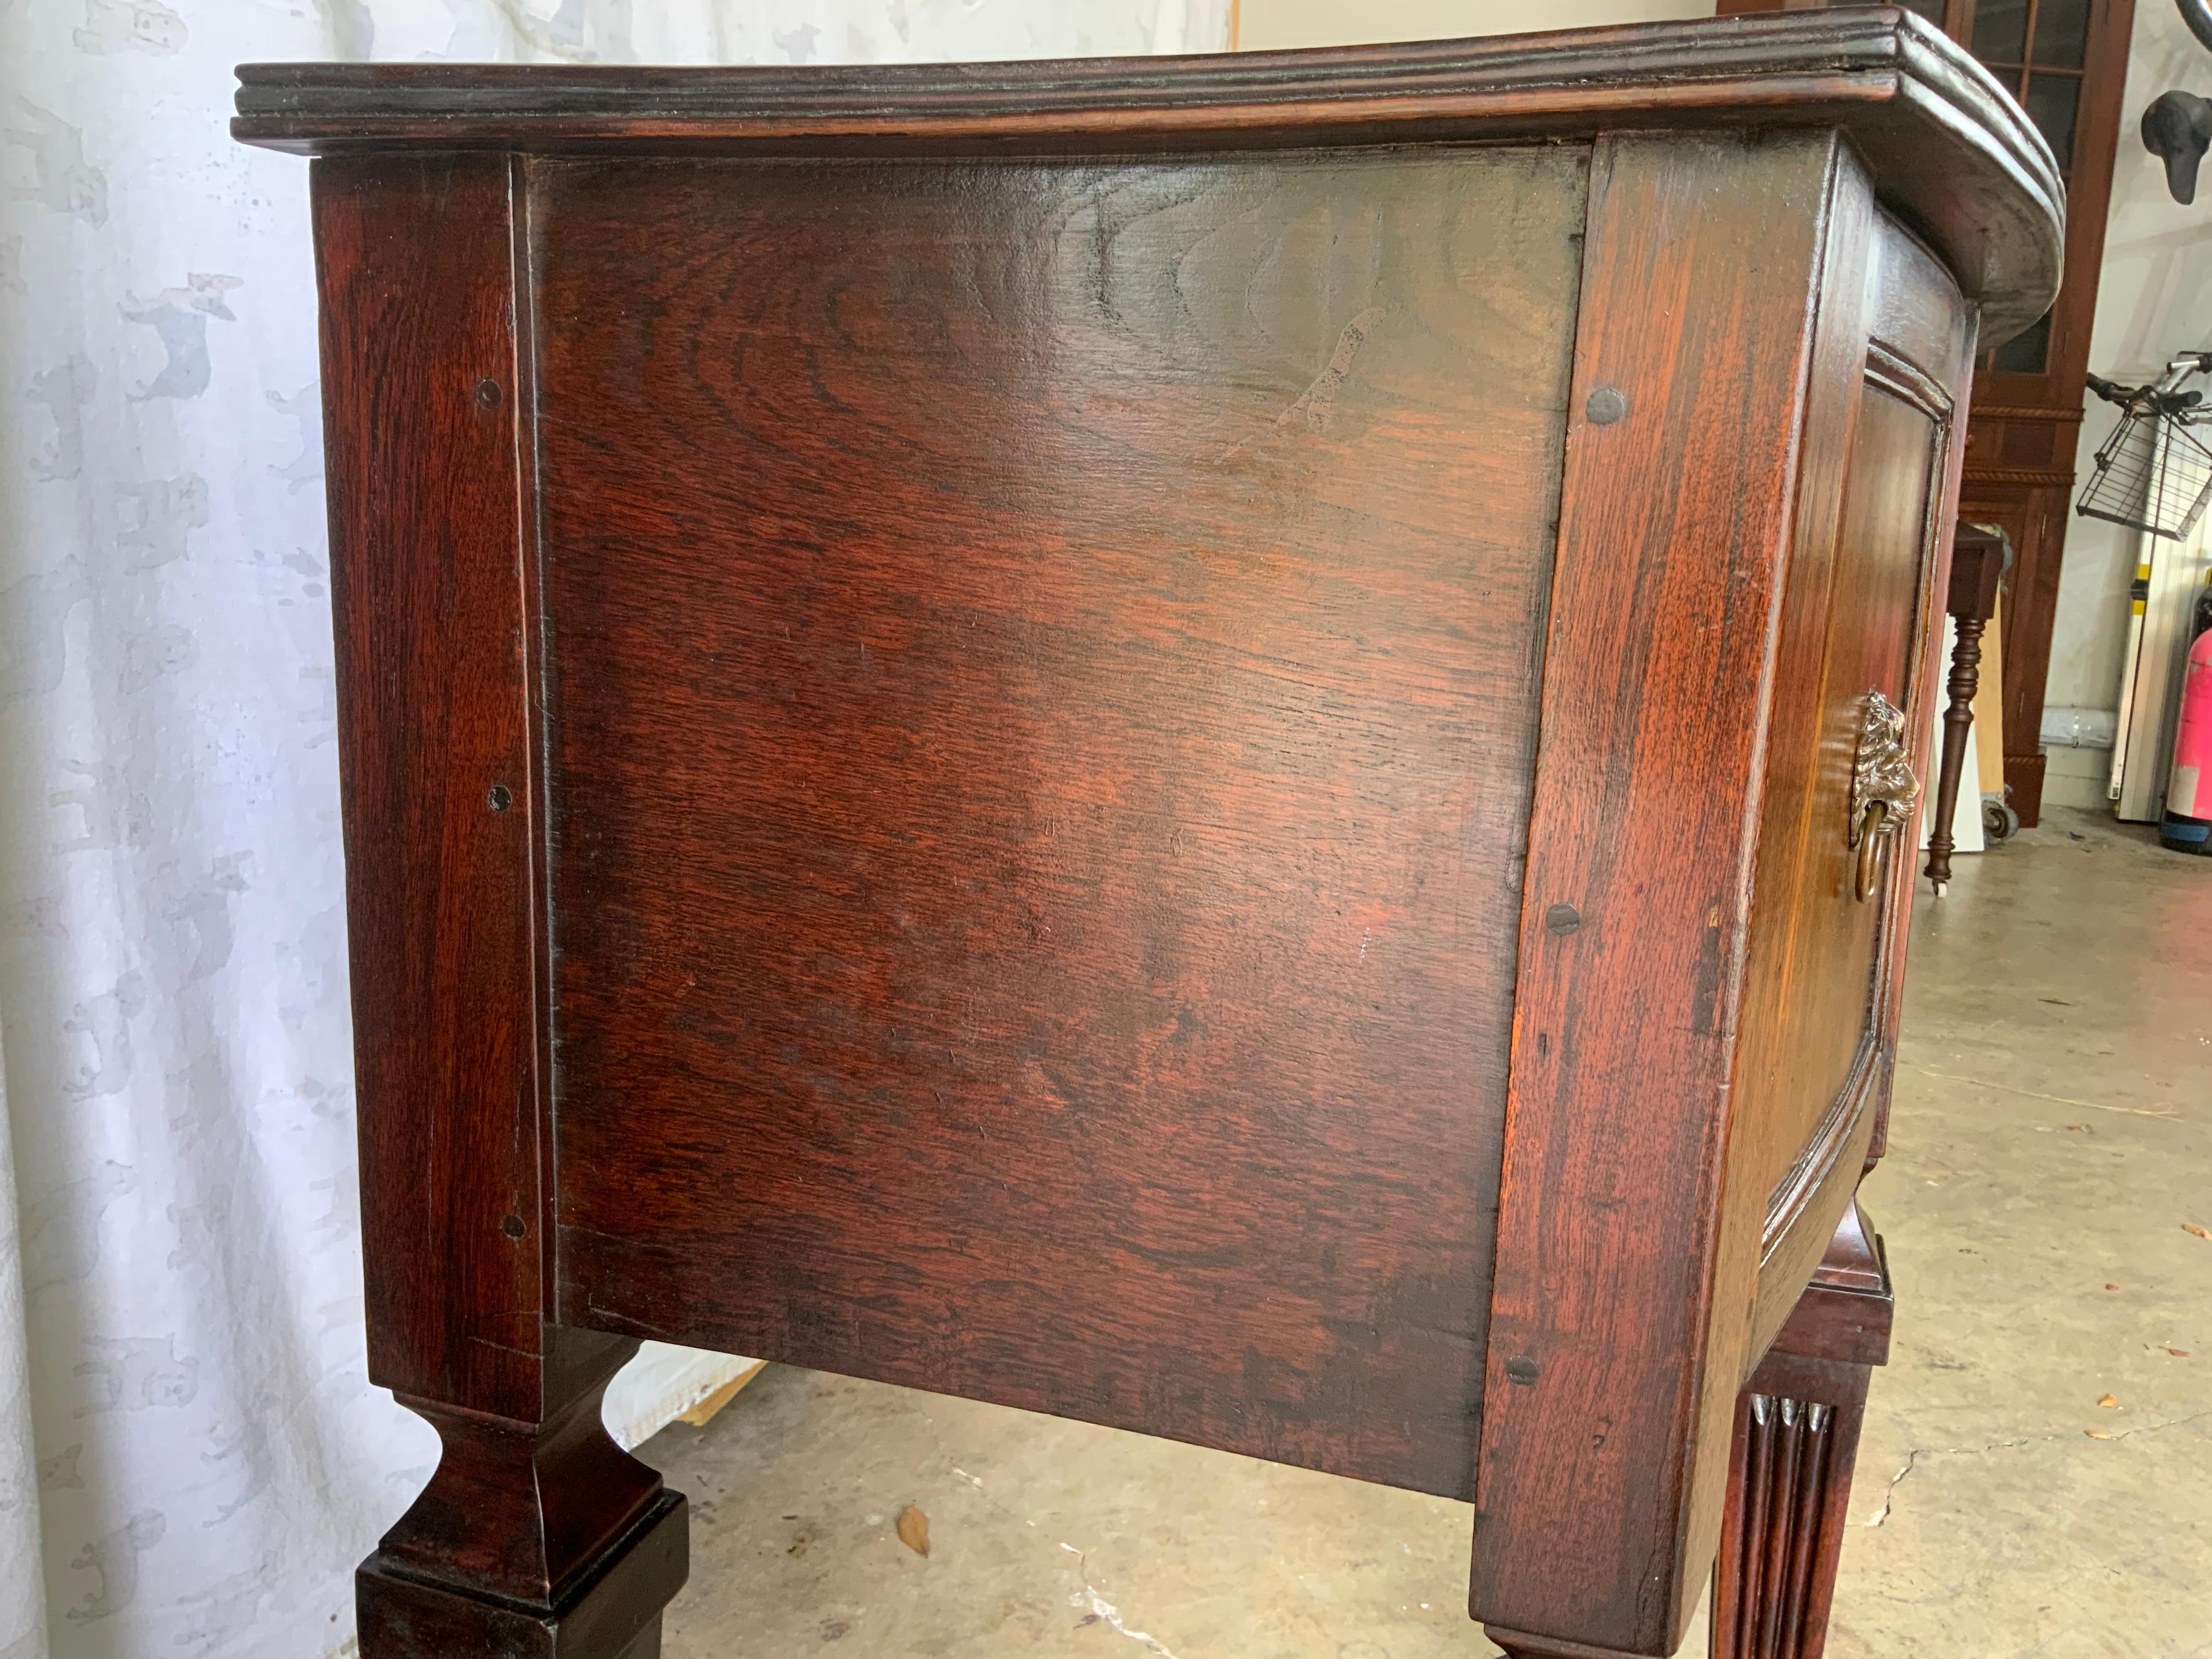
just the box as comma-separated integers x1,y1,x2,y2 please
2041,0,2212,809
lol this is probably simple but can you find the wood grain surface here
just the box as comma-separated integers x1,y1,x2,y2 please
534,149,1586,1498
1711,1205,1894,1659
1742,363,1950,1365
1722,154,1884,1329
1469,131,1846,1656
315,153,687,1654
275,27,2050,1651
314,153,548,1419
1733,212,1968,1336
233,10,2064,343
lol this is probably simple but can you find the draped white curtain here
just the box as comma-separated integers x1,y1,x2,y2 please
0,4,1229,1656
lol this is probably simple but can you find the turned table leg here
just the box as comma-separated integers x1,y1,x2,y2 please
1922,612,1983,896
1925,523,2010,896
1710,1203,1892,1659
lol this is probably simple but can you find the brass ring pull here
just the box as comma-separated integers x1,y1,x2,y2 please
1848,692,1919,905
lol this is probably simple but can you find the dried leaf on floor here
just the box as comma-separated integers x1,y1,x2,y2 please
2184,1224,2211,1240
896,1504,930,1557
2171,1349,2192,1357
2105,1283,2121,1290
2084,1429,2117,1440
2097,1393,2120,1408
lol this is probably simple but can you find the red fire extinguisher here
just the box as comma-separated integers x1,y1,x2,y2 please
2162,583,2212,854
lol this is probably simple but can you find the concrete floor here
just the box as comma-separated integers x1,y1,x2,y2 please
638,806,2211,1658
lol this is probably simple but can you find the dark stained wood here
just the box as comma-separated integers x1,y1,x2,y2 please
1866,257,1985,1178
1497,1205,1893,1659
1711,1204,1893,1659
313,151,684,1654
315,150,544,1423
535,146,1585,1498
1471,129,1850,1657
1745,315,1964,1352
1960,0,2131,826
358,1363,687,1659
1948,523,2010,627
1726,170,1881,1352
1968,0,2134,402
1926,523,2010,893
235,9,2061,341
1961,473,2064,819
242,18,2063,1659
1726,193,1927,1378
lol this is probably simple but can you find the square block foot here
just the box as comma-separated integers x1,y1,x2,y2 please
358,1490,687,1659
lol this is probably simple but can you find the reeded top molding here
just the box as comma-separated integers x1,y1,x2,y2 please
235,7,2063,340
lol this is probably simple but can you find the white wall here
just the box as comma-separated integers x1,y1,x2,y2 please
1238,0,1711,50
2044,4,2212,788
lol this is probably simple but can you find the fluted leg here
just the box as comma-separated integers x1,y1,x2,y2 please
1711,1204,1892,1659
1710,1357,1870,1659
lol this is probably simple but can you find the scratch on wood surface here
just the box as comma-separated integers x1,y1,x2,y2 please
1212,304,1388,464
588,1299,673,1338
1278,306,1385,433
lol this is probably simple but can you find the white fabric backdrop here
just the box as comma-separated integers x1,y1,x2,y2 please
0,4,1229,1657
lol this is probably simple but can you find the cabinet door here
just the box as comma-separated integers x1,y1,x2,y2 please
1767,381,1940,1208
1734,222,1973,1350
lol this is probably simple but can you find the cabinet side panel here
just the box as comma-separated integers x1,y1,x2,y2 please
535,148,1586,1498
1471,131,1840,1656
313,155,548,1417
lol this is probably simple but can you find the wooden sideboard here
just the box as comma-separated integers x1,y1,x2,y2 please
235,11,2059,1657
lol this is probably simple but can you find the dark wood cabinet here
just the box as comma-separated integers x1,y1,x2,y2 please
1720,0,2137,822
235,12,2058,1657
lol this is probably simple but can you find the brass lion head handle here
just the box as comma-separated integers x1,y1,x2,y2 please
1848,691,1920,903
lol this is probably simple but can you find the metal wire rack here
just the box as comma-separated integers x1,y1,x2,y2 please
2076,353,2212,540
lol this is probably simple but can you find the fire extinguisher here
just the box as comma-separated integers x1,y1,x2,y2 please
2162,582,2212,854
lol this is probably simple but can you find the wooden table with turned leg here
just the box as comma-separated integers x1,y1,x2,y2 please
234,12,2060,1657
1925,522,2012,894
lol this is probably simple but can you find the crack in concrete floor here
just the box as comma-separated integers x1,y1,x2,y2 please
1900,1063,2185,1120
1060,1542,1185,1659
1867,1409,2212,1527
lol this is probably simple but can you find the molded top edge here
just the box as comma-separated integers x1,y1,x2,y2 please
233,8,2063,337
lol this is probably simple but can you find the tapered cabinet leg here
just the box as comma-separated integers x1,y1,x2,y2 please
357,1329,687,1658
1708,1355,1870,1659
1710,1204,1892,1659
